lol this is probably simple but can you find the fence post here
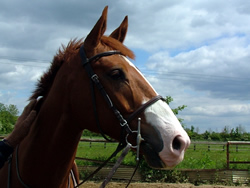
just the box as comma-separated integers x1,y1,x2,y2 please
208,144,210,151
194,143,196,151
227,142,229,169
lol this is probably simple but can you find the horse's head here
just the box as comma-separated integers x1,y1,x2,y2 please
0,6,191,188
73,6,190,169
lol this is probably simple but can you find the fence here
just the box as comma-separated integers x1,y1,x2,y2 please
74,139,250,184
226,141,250,169
181,169,250,184
191,141,227,151
1,136,249,183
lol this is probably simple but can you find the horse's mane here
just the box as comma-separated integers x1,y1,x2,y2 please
30,36,134,100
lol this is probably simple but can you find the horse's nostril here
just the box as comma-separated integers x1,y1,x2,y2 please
172,136,181,150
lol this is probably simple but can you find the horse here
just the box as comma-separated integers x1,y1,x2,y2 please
0,6,190,187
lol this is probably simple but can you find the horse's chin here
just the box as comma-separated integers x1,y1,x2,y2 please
140,142,166,169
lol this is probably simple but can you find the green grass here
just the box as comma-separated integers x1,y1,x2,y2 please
76,139,250,170
76,141,136,166
176,143,250,170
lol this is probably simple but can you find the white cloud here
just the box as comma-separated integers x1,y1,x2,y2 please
190,103,250,116
144,33,250,132
0,0,249,132
125,0,250,52
147,36,250,99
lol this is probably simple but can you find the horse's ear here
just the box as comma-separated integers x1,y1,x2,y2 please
110,16,128,43
84,6,108,52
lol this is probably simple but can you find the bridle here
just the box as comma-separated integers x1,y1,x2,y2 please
79,45,163,143
8,45,164,188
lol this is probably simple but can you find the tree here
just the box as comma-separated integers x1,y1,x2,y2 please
202,130,211,140
0,103,19,134
220,126,230,141
210,131,221,141
164,96,187,115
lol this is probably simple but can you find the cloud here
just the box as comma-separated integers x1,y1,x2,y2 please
0,0,249,133
144,33,250,132
124,1,250,52
147,36,250,100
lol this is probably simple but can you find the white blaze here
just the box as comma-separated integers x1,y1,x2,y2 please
144,100,190,167
122,55,190,168
122,56,158,95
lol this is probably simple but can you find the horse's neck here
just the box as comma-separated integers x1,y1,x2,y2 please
18,97,82,187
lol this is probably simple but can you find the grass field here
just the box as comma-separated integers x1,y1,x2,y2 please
75,139,250,170
76,141,135,166
177,143,250,169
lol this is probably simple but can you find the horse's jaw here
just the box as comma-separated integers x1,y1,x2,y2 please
142,99,191,169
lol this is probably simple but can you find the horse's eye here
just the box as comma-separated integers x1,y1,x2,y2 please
109,69,125,80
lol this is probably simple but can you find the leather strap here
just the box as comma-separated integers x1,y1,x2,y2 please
126,95,164,123
80,45,133,141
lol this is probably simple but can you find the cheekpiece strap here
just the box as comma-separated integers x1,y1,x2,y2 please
79,45,132,137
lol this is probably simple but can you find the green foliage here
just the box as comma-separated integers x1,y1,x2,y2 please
82,129,101,137
191,152,213,169
138,158,188,183
164,96,187,116
164,96,187,126
185,125,202,140
0,103,19,134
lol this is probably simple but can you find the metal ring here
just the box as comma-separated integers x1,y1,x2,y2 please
125,131,138,148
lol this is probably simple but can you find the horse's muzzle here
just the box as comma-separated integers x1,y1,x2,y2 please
141,133,190,169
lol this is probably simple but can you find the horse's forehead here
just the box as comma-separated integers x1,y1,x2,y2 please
121,56,135,68
98,54,157,96
97,54,131,69
122,56,158,95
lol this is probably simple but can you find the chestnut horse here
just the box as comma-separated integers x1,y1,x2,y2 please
0,6,190,187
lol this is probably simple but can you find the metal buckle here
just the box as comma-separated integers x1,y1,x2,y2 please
91,74,99,83
120,119,128,127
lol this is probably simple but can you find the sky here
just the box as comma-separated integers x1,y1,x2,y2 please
0,0,250,133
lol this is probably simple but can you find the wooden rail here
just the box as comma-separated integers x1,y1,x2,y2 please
77,166,142,181
191,141,227,151
181,169,250,184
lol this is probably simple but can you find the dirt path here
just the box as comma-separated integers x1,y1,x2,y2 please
80,182,247,188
